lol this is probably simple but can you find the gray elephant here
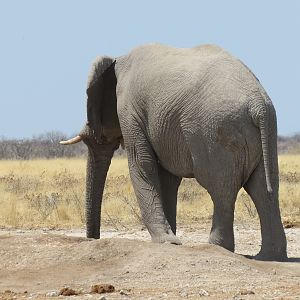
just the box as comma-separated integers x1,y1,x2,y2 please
61,44,287,261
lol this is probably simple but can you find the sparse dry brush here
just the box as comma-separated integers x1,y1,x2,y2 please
0,156,299,229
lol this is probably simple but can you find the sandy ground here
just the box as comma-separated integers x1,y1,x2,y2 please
0,223,299,300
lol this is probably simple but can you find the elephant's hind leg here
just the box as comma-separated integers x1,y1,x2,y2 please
157,164,182,235
244,160,287,261
207,188,237,252
192,147,238,252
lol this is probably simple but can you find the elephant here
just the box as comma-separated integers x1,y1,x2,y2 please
61,43,287,261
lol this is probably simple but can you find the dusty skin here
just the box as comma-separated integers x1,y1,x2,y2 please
0,223,299,300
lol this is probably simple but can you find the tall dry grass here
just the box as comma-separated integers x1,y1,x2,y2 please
0,156,299,229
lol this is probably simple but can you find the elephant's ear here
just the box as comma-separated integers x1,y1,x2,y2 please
86,56,119,142
101,60,119,130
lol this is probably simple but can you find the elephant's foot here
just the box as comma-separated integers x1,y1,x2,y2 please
254,249,288,262
209,232,234,252
152,233,182,245
255,231,287,261
148,224,182,245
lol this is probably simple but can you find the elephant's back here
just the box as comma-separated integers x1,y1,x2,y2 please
127,43,227,59
124,43,231,72
120,43,257,102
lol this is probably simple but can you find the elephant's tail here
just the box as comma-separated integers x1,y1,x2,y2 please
249,93,277,194
259,106,273,193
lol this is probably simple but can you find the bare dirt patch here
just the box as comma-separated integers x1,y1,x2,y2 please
0,224,299,299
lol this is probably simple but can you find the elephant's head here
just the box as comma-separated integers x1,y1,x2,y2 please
60,56,122,239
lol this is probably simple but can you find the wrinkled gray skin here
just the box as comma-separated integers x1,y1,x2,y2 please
76,44,287,261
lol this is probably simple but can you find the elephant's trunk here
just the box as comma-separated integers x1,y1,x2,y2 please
85,143,115,238
60,123,119,238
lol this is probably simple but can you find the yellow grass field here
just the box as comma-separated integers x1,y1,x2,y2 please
0,156,299,229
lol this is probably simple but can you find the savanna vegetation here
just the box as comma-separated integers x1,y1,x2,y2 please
0,155,299,230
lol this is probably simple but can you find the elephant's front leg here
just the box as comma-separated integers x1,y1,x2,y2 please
127,136,181,245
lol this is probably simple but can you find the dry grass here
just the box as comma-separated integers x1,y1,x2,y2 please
0,156,299,229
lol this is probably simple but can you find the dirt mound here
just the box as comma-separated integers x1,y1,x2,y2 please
0,231,299,299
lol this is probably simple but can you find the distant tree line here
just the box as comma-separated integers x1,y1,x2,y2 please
0,131,126,160
0,131,299,160
278,134,300,154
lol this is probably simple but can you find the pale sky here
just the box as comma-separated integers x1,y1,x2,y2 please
0,0,299,138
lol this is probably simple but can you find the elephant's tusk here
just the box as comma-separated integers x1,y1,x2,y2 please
59,135,83,145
